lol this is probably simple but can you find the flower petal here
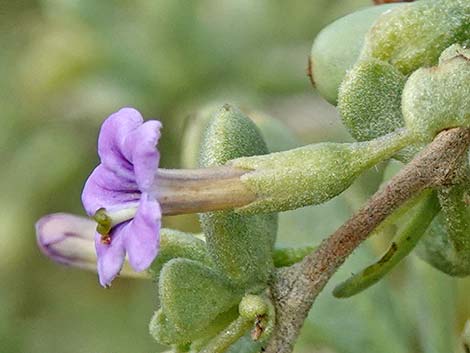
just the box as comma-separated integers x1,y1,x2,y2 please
36,213,96,269
97,107,144,179
81,165,140,216
123,193,161,272
95,224,127,287
123,120,162,192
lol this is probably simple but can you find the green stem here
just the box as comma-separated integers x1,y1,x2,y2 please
198,316,252,353
333,189,440,298
351,128,414,169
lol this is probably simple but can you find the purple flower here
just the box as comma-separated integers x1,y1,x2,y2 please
81,107,162,287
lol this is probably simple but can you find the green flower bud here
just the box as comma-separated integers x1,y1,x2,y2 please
338,58,406,142
149,229,213,279
232,129,412,214
310,4,400,104
417,185,470,276
238,295,268,320
361,0,470,74
403,47,470,141
199,104,278,288
159,258,241,342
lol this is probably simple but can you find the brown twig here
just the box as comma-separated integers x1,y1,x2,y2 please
264,128,470,353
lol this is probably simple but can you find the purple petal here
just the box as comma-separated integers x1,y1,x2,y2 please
97,107,144,179
122,120,162,192
95,224,127,287
123,193,161,272
36,213,96,269
82,165,140,216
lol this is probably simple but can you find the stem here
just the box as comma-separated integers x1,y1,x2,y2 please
265,128,470,353
353,128,413,169
198,316,252,353
333,189,440,298
155,167,256,215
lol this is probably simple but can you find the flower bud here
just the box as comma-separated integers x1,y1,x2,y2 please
238,295,268,320
310,3,400,104
402,45,470,141
199,104,278,288
361,0,470,74
36,213,97,271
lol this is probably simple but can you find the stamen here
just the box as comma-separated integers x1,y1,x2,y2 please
93,207,138,236
94,208,112,235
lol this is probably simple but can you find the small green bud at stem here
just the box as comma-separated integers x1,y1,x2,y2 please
239,295,268,320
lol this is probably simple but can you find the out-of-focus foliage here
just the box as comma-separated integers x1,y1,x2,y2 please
1,1,469,352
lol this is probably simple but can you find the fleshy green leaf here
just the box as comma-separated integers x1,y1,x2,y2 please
159,258,241,341
403,45,470,142
199,104,278,288
150,229,212,279
338,58,405,142
361,0,470,74
310,3,401,104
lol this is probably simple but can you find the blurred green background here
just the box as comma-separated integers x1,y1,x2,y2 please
1,1,469,352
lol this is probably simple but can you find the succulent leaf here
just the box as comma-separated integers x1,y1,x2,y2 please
361,0,470,74
310,3,400,104
159,258,241,341
199,104,278,288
